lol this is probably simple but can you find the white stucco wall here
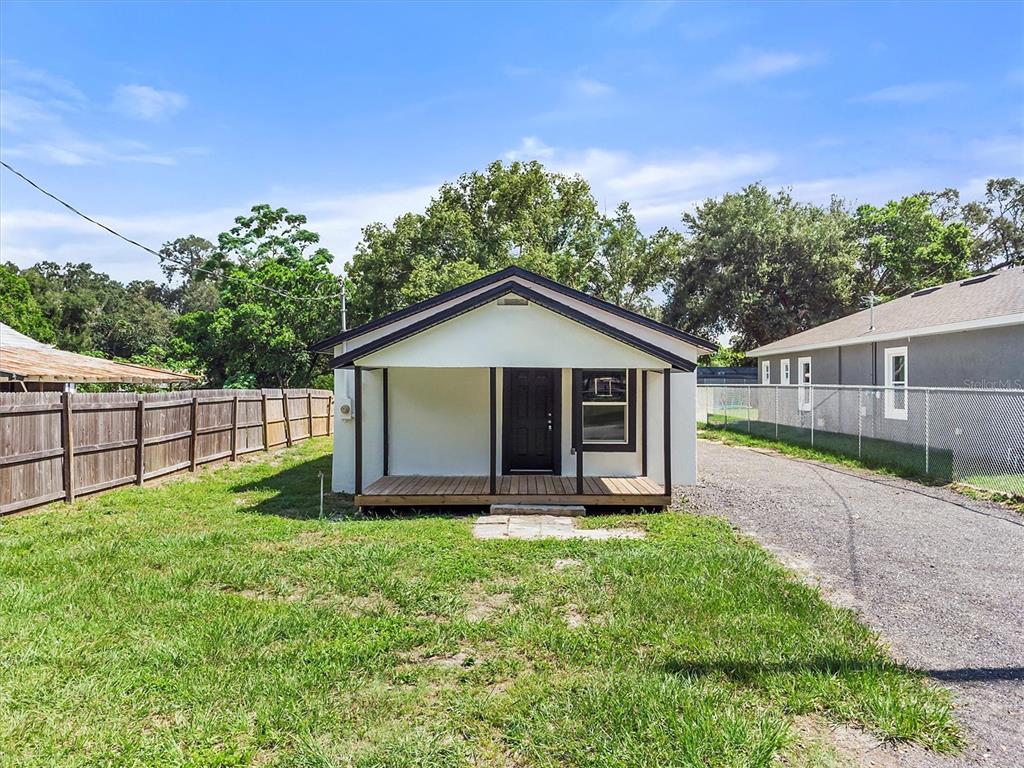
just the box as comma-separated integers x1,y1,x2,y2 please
356,300,669,369
339,275,709,362
333,365,697,494
389,367,492,476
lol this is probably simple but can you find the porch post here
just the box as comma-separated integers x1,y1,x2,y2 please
573,369,583,495
663,368,672,495
382,368,389,477
489,367,497,494
641,370,648,477
353,365,362,495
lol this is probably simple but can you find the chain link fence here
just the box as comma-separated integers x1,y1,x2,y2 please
697,384,1024,497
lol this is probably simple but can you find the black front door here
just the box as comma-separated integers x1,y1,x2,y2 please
503,368,560,474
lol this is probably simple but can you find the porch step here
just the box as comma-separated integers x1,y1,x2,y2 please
489,503,586,517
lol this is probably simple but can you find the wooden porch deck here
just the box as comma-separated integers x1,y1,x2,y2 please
356,474,670,507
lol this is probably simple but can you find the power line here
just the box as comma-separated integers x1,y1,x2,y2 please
0,159,335,303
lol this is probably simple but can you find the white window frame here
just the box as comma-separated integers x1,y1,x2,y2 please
781,358,790,385
884,346,909,420
761,360,770,384
798,356,812,411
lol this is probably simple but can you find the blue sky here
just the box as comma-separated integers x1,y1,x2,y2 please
2,0,1022,283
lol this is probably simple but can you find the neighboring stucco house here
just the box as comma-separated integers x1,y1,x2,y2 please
311,266,715,509
747,267,1024,396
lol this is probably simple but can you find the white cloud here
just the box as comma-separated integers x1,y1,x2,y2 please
967,134,1024,169
573,78,614,98
784,168,928,206
1,59,86,102
602,1,677,34
504,136,777,227
1,67,198,166
0,180,442,283
301,184,440,266
856,81,960,103
0,90,63,132
112,84,187,121
714,49,820,83
503,136,556,161
4,135,179,166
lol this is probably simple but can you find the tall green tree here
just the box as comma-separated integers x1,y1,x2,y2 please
0,264,55,342
854,194,971,298
158,235,220,314
962,177,1023,271
664,184,859,350
16,261,175,358
176,205,341,387
348,160,672,323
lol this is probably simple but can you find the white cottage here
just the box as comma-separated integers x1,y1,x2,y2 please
312,267,715,509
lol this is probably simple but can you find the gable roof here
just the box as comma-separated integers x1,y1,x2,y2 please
312,266,716,353
747,267,1024,357
331,282,697,371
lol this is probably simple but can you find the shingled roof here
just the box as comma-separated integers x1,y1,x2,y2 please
0,322,196,384
747,267,1024,357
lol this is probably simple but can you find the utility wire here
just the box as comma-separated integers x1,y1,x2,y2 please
1,159,335,302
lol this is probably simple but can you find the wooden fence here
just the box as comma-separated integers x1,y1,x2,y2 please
0,388,334,515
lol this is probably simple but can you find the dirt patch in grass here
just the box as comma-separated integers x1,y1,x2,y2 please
782,714,916,767
464,582,515,623
401,648,480,670
552,557,583,570
462,578,522,623
559,601,606,629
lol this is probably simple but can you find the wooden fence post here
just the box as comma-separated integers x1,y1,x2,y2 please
282,391,293,447
230,394,239,461
61,391,75,503
261,392,269,451
189,395,199,471
307,391,314,438
135,398,145,485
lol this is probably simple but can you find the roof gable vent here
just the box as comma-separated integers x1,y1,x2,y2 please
497,296,529,306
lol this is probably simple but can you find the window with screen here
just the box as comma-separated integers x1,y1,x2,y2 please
576,369,636,450
884,346,908,420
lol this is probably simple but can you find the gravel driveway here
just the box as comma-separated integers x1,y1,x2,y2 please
684,439,1023,767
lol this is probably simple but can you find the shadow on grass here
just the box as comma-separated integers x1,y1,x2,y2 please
230,455,484,522
231,454,354,521
664,658,1024,684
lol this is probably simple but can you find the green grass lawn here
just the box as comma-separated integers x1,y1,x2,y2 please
0,438,959,767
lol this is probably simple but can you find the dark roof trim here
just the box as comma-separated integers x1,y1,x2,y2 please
503,267,716,351
330,282,697,371
311,265,716,353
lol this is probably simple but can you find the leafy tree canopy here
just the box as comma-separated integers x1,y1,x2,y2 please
0,263,55,342
853,194,971,299
8,166,1017,388
174,205,341,388
11,261,175,358
926,178,1023,272
348,161,676,323
664,183,859,351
